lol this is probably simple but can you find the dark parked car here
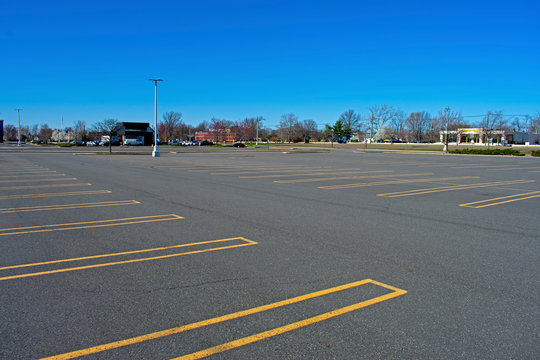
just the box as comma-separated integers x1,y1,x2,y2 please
233,142,246,148
199,140,214,146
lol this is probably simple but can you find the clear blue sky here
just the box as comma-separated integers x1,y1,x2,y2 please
1,0,539,130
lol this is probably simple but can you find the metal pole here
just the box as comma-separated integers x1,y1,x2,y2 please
16,108,22,146
256,120,259,146
149,79,163,157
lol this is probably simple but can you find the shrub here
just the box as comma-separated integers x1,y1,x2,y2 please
531,150,540,157
449,148,525,156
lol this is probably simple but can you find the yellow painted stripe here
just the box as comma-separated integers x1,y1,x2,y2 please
190,166,328,173
0,173,61,178
0,190,112,200
488,166,540,171
319,176,479,190
0,237,256,281
173,282,406,360
41,279,403,360
377,179,535,198
0,183,92,191
239,170,392,179
0,214,183,236
0,200,139,213
0,177,75,183
459,191,540,208
210,168,334,176
275,172,433,184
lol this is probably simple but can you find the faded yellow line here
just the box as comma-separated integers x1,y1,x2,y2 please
377,179,535,198
41,279,401,360
212,168,336,176
0,190,112,200
0,214,183,236
190,166,328,173
0,173,60,178
319,176,479,190
529,170,540,173
0,237,256,281
0,183,92,191
275,172,433,184
459,191,540,208
451,164,511,169
239,170,392,179
0,200,139,213
488,166,540,171
173,282,406,360
0,177,75,183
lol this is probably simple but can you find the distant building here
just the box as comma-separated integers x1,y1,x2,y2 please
0,120,3,143
440,128,506,145
195,131,235,143
116,122,154,145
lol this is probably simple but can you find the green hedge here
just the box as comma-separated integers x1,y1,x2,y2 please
531,150,540,157
449,148,525,156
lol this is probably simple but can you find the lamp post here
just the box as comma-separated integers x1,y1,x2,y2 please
15,108,23,146
149,79,163,157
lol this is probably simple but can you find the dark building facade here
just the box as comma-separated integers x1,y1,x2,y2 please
116,122,154,145
0,120,3,143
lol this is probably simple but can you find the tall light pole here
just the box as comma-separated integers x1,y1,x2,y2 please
15,108,23,146
149,79,163,157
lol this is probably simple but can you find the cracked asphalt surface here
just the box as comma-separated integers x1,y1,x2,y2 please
1,148,539,359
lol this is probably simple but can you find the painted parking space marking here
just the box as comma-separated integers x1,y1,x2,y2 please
0,190,112,200
275,172,433,184
0,183,92,191
0,237,255,281
211,167,334,176
189,166,328,173
41,279,406,360
459,190,540,208
319,176,479,190
487,166,540,171
0,172,60,178
0,214,183,236
377,179,535,198
0,200,139,213
238,170,391,179
0,177,75,183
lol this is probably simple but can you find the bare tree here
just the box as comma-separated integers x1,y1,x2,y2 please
209,117,231,143
479,111,505,146
39,124,54,143
279,113,299,142
74,120,87,141
406,112,431,142
162,111,183,141
338,110,360,133
3,124,17,141
529,112,540,134
437,107,463,147
367,105,402,141
93,118,119,153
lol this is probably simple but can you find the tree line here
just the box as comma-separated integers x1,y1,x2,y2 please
3,106,540,143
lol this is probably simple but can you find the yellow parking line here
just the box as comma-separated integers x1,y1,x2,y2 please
319,176,480,190
190,166,328,173
275,172,433,184
0,237,255,281
0,190,112,200
238,170,391,179
0,173,60,178
212,168,334,176
529,170,540,173
0,177,75,183
0,200,139,213
488,166,540,171
173,279,406,360
377,179,535,198
0,183,92,191
41,279,405,360
451,164,511,169
459,191,540,208
0,214,183,236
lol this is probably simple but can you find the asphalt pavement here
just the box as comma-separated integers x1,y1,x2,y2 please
1,148,538,359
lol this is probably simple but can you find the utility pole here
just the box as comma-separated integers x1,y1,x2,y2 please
149,79,163,157
256,119,259,146
15,108,23,146
443,107,450,153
